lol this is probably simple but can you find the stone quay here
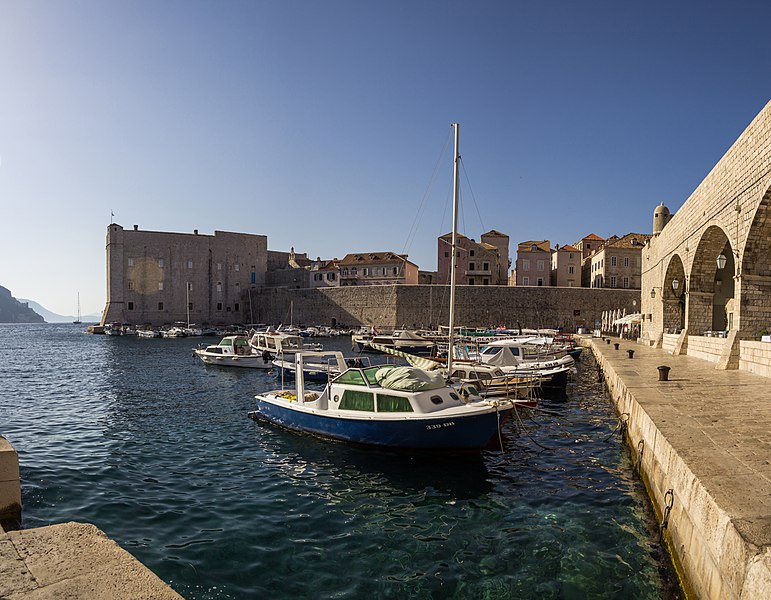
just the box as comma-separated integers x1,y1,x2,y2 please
585,336,770,599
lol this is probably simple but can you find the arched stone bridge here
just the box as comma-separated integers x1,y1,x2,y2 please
642,100,771,369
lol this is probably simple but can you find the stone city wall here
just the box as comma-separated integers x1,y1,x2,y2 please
247,285,640,330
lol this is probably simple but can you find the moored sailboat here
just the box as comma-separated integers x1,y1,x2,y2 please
249,123,515,450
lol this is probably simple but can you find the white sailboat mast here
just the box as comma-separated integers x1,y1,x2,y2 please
447,122,460,375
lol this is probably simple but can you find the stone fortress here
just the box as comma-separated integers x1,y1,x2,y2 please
642,99,771,374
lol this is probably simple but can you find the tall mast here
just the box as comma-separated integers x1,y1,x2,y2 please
447,123,460,375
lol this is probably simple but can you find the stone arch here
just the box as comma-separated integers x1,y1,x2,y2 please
662,254,685,333
736,180,771,335
689,225,735,334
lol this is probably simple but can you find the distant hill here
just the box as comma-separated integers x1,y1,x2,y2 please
0,287,45,323
19,299,101,324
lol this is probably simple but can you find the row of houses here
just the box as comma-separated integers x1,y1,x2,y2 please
513,232,653,289
102,205,667,325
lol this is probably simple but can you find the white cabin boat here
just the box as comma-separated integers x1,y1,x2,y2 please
194,335,273,369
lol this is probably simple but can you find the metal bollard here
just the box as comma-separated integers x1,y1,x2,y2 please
657,365,671,381
606,339,611,345
614,343,620,350
627,349,635,359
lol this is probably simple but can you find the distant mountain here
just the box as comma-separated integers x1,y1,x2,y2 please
0,287,45,323
18,299,101,324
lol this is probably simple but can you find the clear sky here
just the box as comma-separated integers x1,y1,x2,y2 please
1,1,770,317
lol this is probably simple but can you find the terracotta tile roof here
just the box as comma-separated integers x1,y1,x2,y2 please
483,229,508,237
557,244,579,252
582,233,605,241
517,240,551,253
338,252,416,267
602,233,652,249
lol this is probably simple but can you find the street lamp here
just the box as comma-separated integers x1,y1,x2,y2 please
716,254,727,270
672,278,679,292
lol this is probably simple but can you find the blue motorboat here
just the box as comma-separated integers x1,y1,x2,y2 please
249,351,513,450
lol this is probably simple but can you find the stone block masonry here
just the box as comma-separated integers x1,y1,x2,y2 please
247,284,640,330
588,338,771,599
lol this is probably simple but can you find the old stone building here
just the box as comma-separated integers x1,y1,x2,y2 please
513,240,552,286
574,233,605,286
587,233,651,289
308,258,341,288
338,252,418,286
641,99,771,372
101,224,267,326
550,244,581,287
436,230,509,286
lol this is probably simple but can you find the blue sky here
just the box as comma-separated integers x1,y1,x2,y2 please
1,1,770,316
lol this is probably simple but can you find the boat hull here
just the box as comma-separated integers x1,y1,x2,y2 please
195,352,273,369
250,398,509,450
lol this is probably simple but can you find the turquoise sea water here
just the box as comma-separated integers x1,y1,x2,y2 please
0,323,682,599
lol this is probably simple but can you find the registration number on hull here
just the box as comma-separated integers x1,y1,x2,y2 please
426,421,455,431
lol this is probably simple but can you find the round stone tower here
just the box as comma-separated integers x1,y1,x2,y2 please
653,202,671,235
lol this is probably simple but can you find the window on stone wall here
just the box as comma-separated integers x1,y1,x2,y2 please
523,277,529,285
188,302,193,310
522,259,530,270
624,257,630,267
188,282,193,291
128,280,134,290
235,264,240,271
483,262,489,271
470,249,475,257
128,258,134,267
217,303,223,311
469,262,475,271
158,259,164,268
611,256,617,267
623,277,629,288
217,262,222,271
610,276,617,288
537,278,544,286
158,282,164,291
217,282,223,292
537,260,544,271
234,303,240,311
569,266,575,274
187,260,193,269
158,302,164,310
128,302,134,310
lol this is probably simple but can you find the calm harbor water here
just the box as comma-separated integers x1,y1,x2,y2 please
1,323,682,599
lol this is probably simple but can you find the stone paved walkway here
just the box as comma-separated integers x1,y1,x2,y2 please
0,522,182,599
588,336,771,598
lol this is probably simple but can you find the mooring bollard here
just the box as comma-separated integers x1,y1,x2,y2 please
614,343,620,350
606,339,611,345
627,349,635,359
657,365,671,381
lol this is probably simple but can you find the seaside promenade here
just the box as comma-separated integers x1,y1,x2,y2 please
586,335,771,599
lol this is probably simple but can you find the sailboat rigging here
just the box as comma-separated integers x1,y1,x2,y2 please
73,293,82,324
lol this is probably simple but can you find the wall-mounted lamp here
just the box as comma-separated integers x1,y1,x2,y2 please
672,278,680,292
716,253,727,270
650,288,659,298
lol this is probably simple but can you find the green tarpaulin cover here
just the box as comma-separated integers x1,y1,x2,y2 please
375,366,445,392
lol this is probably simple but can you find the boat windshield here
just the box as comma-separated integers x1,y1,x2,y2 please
362,364,397,385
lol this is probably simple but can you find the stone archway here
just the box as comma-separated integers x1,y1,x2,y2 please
736,182,771,337
662,255,686,333
690,226,734,335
